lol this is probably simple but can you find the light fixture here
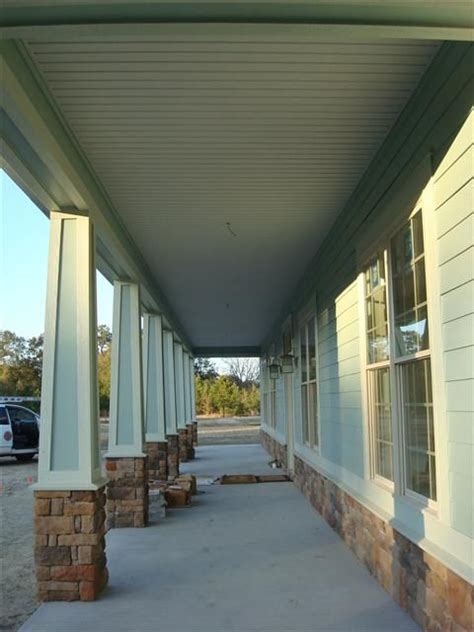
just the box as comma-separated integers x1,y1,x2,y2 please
268,363,281,380
280,354,295,374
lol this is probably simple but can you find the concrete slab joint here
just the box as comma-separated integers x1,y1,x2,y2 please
106,457,149,528
34,488,108,602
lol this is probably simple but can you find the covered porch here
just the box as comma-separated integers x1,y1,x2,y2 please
1,2,473,631
21,444,418,631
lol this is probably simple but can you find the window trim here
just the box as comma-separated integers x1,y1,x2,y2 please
299,314,320,451
361,201,440,509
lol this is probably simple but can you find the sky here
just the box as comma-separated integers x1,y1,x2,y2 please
1,169,114,338
0,169,234,374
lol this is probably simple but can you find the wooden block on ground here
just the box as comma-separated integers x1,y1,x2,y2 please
257,474,290,483
164,486,191,507
174,475,197,495
220,475,258,485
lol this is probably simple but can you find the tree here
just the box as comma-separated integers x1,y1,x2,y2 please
0,330,43,397
224,357,260,388
194,357,218,380
96,325,112,414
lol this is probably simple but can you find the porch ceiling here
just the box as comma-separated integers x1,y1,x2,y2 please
22,35,440,349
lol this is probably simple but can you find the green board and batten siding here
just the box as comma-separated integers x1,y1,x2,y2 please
262,42,473,575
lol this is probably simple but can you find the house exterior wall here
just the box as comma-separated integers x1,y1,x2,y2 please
261,42,473,631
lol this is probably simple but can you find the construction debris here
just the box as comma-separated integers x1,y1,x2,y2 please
219,473,290,485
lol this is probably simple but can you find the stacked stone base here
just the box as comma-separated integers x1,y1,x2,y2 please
192,421,198,446
106,457,148,528
185,424,195,459
34,488,108,602
178,428,189,462
260,429,288,469
167,434,180,478
145,441,168,480
293,456,472,632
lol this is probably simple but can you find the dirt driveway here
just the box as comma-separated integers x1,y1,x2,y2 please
0,457,38,632
0,417,260,631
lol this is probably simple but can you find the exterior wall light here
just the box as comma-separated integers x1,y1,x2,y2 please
268,363,281,380
280,354,295,374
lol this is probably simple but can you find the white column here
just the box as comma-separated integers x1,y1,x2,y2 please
190,356,197,421
183,350,191,423
36,211,104,490
107,281,145,457
163,330,177,434
174,342,186,429
142,313,166,442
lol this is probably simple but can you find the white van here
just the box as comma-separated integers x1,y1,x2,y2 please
0,403,40,461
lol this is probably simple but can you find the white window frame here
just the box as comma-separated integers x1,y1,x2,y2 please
299,314,320,451
361,203,439,510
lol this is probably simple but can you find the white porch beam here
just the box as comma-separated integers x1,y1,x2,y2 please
36,211,104,490
107,281,145,458
163,330,177,435
142,313,166,443
174,342,186,430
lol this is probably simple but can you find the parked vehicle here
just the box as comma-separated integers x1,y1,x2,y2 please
0,403,40,461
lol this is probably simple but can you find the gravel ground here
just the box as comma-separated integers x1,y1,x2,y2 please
0,457,38,632
0,417,260,631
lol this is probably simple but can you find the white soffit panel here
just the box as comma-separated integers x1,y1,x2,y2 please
26,36,439,347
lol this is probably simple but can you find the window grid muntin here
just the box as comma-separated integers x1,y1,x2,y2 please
300,317,319,449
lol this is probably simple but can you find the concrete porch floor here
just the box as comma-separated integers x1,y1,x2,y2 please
21,445,418,631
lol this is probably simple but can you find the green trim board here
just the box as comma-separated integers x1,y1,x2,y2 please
1,2,473,41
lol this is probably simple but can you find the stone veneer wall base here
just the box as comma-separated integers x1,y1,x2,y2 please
261,429,473,632
192,421,198,446
166,434,180,479
260,429,288,470
34,488,108,602
106,457,149,528
145,441,168,480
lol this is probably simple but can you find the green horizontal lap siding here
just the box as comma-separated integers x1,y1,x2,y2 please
318,281,363,477
434,109,474,539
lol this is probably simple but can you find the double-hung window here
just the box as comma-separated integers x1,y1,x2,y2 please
363,208,437,501
364,253,393,481
300,317,319,448
262,365,276,429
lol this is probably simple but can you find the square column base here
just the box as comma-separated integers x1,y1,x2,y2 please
106,457,148,528
186,424,195,459
166,434,180,479
145,441,168,480
192,421,198,446
178,428,189,462
34,488,108,602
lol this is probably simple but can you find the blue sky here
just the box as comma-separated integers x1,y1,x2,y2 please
0,169,113,338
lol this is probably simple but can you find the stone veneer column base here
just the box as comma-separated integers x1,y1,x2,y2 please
186,424,195,459
34,488,108,602
192,421,198,446
177,428,189,462
166,434,180,479
144,441,168,480
106,457,148,528
261,429,473,631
